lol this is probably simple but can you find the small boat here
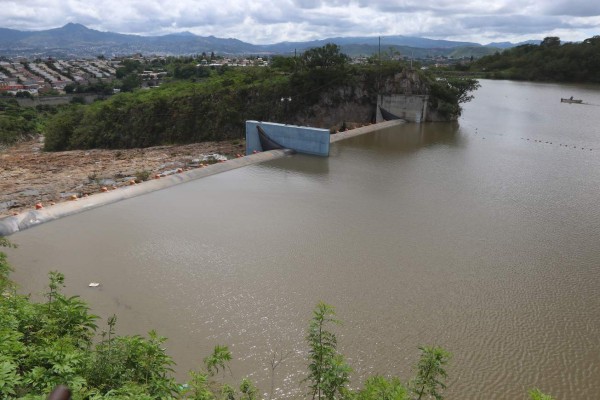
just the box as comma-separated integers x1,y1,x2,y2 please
561,98,583,104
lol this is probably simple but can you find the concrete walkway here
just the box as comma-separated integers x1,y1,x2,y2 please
0,120,404,236
330,120,404,143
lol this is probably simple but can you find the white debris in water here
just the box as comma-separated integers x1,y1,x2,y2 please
88,282,100,287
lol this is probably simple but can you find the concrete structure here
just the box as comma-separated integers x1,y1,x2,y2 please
246,121,330,157
329,119,404,143
376,94,429,123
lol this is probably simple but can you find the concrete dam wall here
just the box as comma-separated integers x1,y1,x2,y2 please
376,94,429,123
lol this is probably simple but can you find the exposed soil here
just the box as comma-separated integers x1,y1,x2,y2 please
0,136,245,218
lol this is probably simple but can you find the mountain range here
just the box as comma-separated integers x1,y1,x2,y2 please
0,23,540,59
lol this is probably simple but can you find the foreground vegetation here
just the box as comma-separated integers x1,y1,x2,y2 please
471,36,600,82
0,238,555,399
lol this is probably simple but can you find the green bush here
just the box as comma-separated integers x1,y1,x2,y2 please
43,105,85,151
0,99,43,145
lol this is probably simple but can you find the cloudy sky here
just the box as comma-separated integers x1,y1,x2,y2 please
2,0,599,44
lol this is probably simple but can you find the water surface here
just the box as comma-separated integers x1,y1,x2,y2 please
9,80,600,399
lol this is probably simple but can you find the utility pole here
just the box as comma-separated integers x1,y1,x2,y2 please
378,36,381,94
378,35,382,116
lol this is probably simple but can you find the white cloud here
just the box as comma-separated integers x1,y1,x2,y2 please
0,0,598,43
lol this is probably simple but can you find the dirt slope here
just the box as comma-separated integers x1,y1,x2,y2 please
0,137,245,218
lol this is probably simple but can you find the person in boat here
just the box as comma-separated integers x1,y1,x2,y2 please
570,96,574,100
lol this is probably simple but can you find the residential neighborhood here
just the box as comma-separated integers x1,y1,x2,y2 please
0,57,122,95
0,55,274,96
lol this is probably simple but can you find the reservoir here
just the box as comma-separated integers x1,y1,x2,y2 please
7,80,600,398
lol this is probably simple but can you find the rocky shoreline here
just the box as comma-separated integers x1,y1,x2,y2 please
0,136,245,218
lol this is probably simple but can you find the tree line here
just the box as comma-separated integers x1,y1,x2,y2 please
471,36,600,82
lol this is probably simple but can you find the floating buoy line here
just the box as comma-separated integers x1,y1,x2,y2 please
470,126,594,151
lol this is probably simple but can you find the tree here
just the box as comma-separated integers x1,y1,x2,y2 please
43,105,84,151
116,59,142,79
15,91,33,99
446,77,480,104
239,378,258,400
428,77,480,119
270,55,297,73
204,345,232,379
64,83,77,94
356,376,408,400
305,302,351,400
267,348,291,400
583,36,600,45
410,346,451,400
540,37,561,47
120,73,141,92
301,43,349,70
173,64,209,80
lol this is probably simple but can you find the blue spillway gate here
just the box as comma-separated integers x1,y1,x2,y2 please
245,121,330,157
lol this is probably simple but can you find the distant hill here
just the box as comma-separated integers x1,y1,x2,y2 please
0,23,530,58
485,40,541,48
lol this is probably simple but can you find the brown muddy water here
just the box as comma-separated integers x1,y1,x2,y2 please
7,80,600,398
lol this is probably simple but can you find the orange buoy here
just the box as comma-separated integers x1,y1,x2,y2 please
154,174,161,179
176,168,183,173
129,179,136,185
70,194,78,201
35,202,43,209
101,187,108,192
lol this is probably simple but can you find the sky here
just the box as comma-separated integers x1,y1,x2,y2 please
2,0,599,45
